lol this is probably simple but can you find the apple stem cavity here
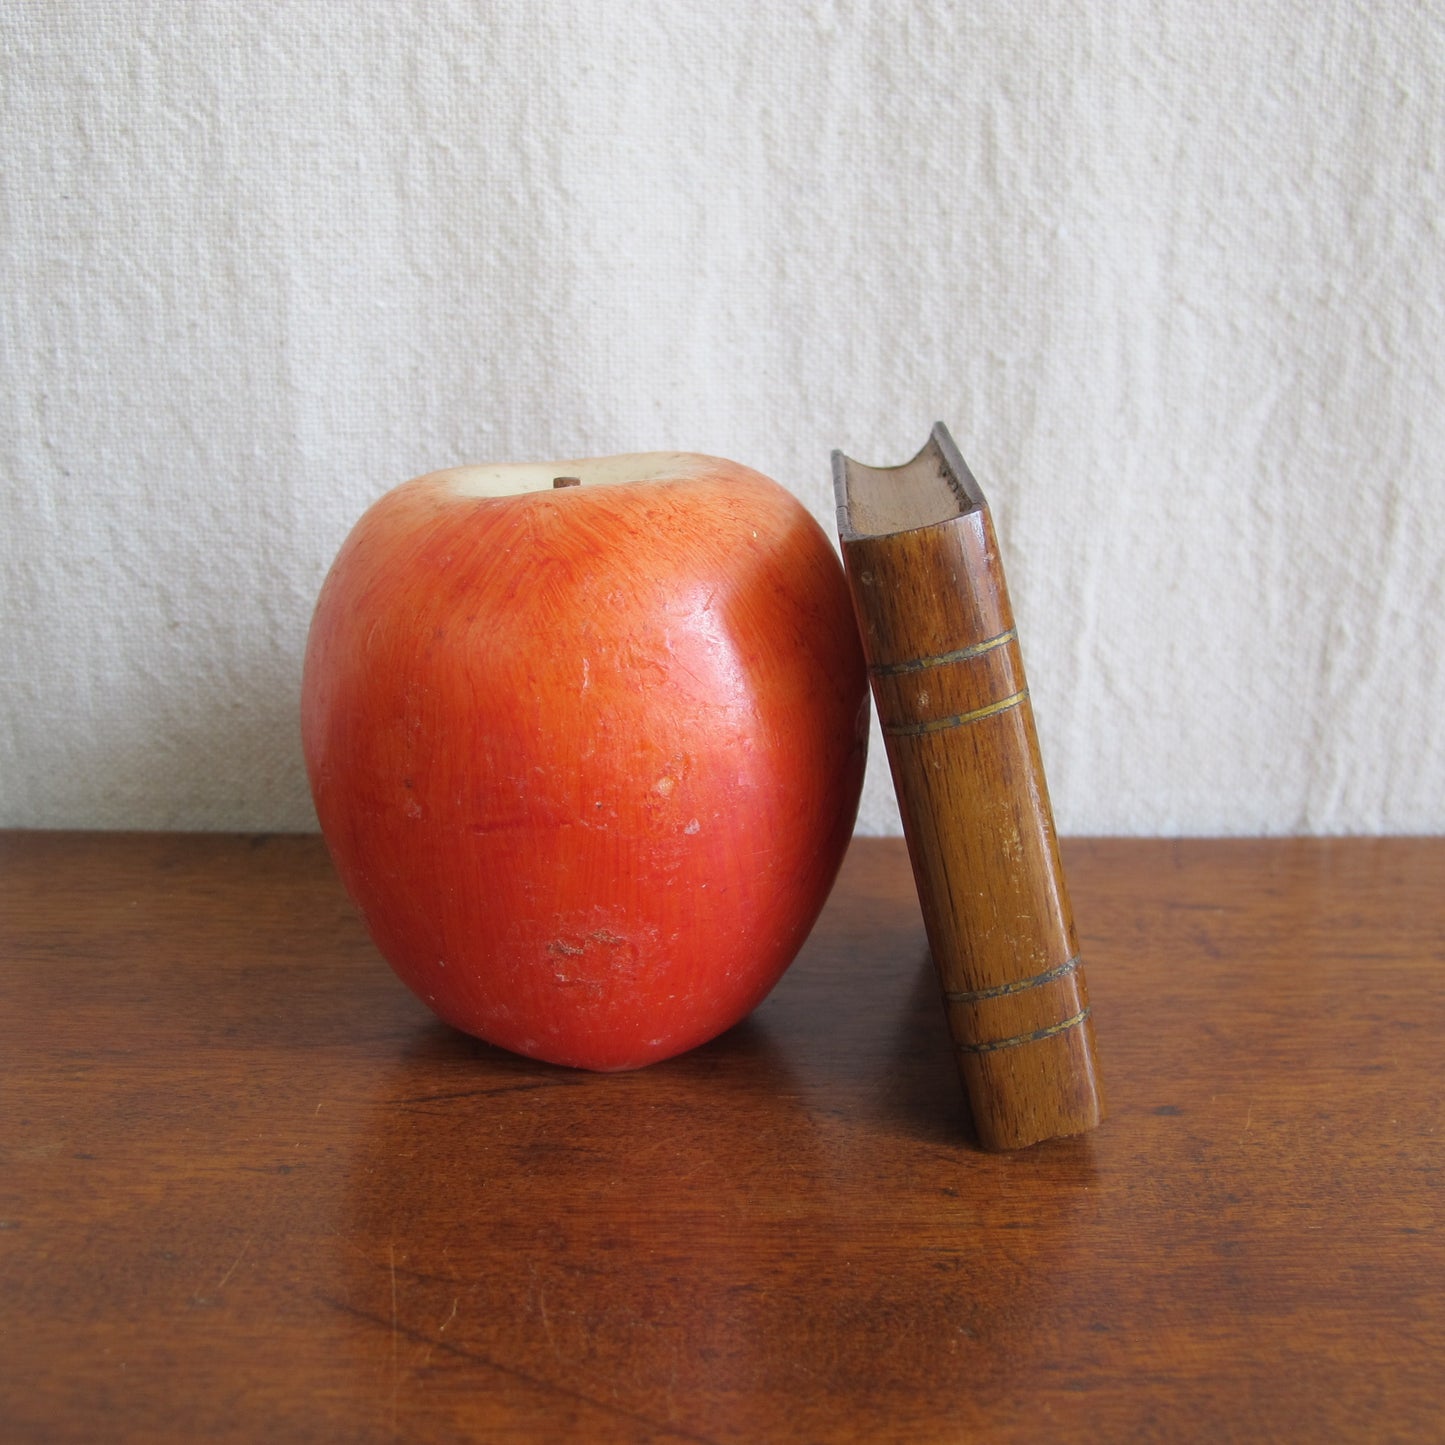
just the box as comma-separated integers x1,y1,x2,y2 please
553,476,581,489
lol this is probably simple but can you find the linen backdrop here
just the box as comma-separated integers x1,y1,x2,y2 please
3,1,1442,834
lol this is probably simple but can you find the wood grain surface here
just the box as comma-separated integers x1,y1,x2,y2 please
1,832,1442,1442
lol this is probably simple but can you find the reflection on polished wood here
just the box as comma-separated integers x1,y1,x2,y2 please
1,832,1441,1442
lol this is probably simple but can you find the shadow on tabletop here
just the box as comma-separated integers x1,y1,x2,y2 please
869,949,979,1149
321,955,1103,1434
327,1005,849,1431
873,953,1106,1176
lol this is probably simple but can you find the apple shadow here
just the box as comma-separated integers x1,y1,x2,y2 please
326,999,845,1430
389,1006,791,1082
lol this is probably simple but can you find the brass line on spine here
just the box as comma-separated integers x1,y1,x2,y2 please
882,687,1029,738
945,954,1081,1005
954,1007,1092,1056
869,626,1018,678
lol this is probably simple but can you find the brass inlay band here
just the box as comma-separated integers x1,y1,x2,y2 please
882,687,1029,738
945,954,1081,1005
953,1006,1092,1056
870,626,1017,678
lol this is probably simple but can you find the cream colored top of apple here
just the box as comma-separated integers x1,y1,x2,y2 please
436,452,712,499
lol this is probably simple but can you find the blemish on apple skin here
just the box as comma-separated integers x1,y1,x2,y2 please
654,776,676,796
684,819,700,834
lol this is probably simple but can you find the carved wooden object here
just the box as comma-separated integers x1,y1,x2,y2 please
834,423,1105,1149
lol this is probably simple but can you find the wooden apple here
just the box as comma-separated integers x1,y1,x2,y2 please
301,452,868,1070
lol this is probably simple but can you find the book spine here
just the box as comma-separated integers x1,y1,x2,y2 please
841,506,1105,1150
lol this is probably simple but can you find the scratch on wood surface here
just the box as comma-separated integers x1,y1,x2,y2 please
394,1079,586,1108
389,1241,399,1438
531,1263,559,1361
215,1236,251,1291
419,1294,462,1368
315,1292,721,1445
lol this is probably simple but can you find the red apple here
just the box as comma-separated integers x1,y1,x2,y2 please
301,452,868,1070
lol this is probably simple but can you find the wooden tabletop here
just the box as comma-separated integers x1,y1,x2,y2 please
1,832,1441,1442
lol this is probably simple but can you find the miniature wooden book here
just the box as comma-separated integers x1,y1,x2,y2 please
833,424,1105,1150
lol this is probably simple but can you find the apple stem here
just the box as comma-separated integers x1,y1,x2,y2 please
553,476,581,489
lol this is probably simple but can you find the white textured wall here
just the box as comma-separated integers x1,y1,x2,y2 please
3,1,1442,835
